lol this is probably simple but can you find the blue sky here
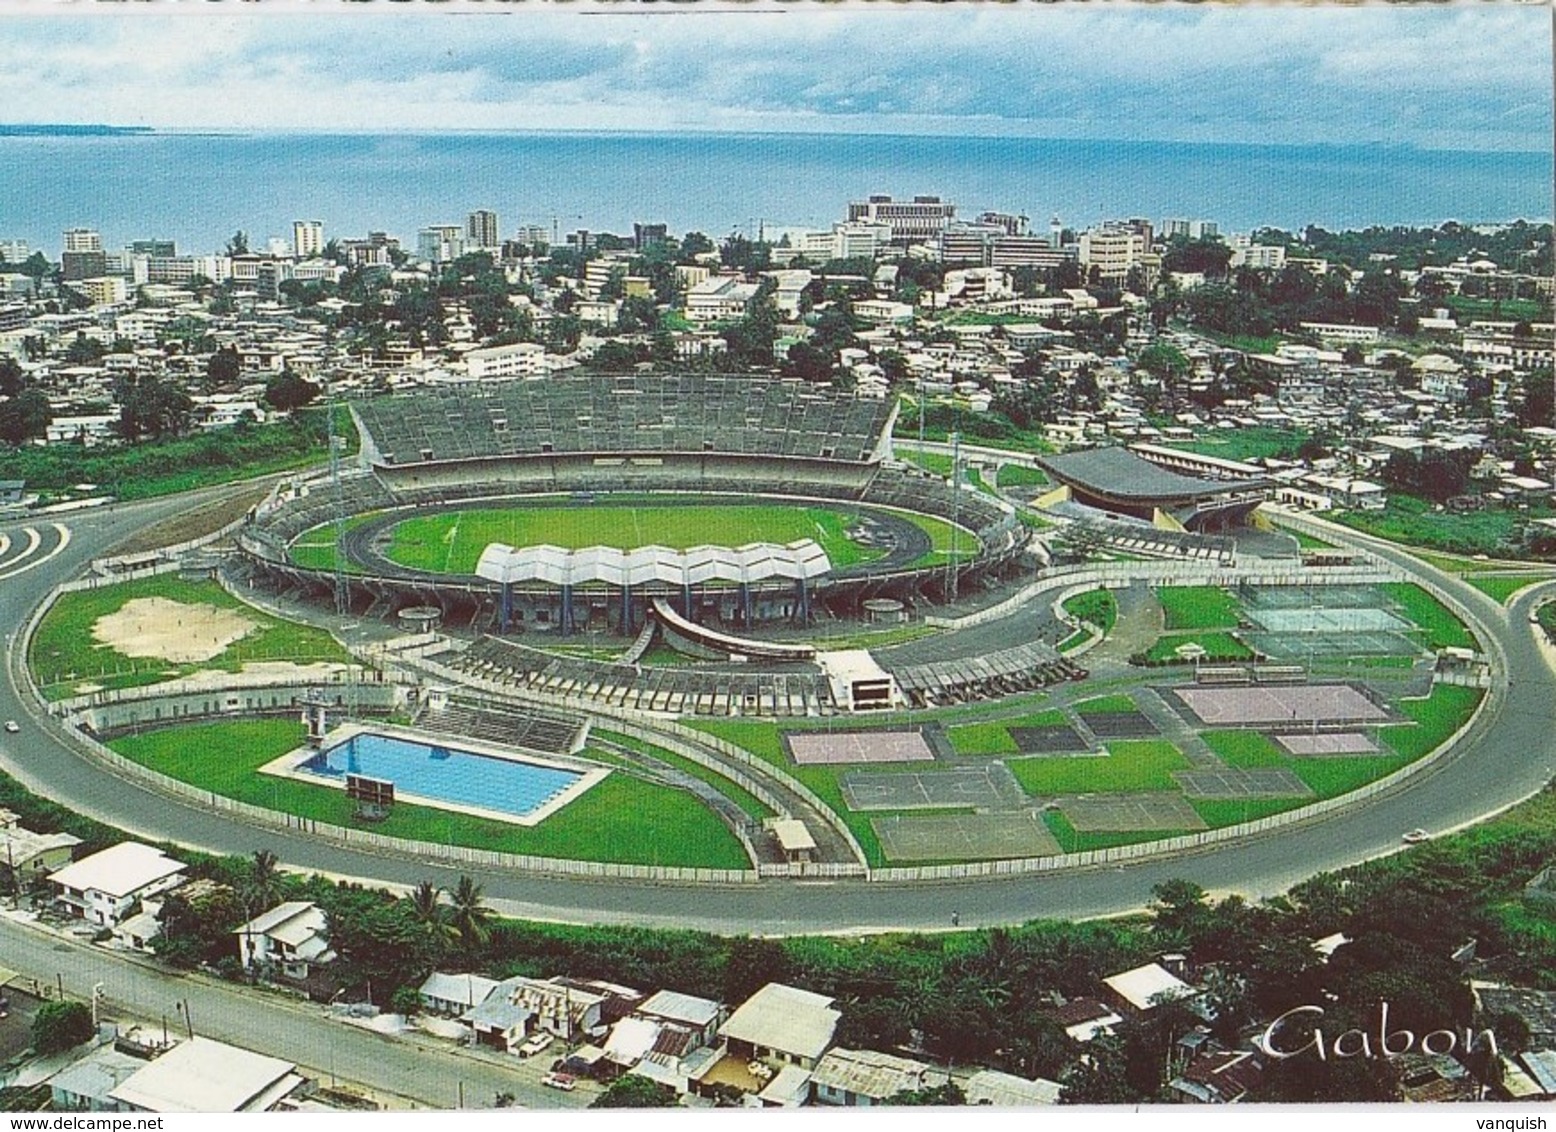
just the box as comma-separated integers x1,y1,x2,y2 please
0,5,1550,151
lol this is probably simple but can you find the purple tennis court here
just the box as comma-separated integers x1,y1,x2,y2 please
1175,684,1388,727
1276,732,1381,755
786,730,935,766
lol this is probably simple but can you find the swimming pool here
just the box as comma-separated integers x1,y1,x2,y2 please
296,730,585,822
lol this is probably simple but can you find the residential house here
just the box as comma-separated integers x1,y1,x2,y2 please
717,982,841,1071
1053,997,1123,1042
107,1036,306,1114
0,810,81,891
233,901,334,980
635,989,724,1048
462,975,606,1047
48,842,185,928
810,1047,945,1107
1168,1048,1266,1103
1101,962,1199,1017
418,971,499,1018
964,1069,1062,1106
49,1045,148,1112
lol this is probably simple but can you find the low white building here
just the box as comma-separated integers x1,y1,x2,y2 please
233,901,334,980
718,982,840,1071
810,1047,944,1107
685,276,761,323
465,341,547,381
49,842,186,928
108,1036,305,1114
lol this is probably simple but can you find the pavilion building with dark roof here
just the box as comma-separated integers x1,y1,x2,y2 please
1036,444,1271,532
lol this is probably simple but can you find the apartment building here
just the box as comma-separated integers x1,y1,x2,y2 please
845,195,956,244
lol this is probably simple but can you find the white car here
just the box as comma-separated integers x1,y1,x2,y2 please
1402,829,1431,844
518,1032,553,1058
3,720,17,734
540,1072,576,1092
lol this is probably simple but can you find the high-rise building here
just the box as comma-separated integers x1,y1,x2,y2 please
466,210,499,251
0,239,28,264
61,227,107,282
293,220,325,259
129,239,176,258
845,195,957,244
633,222,668,250
1163,219,1219,242
512,225,550,250
418,225,466,263
63,228,102,254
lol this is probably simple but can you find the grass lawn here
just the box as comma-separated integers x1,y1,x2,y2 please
946,708,1068,756
1202,730,1292,769
108,719,749,869
1191,798,1306,828
1159,425,1310,463
289,512,382,572
1334,495,1537,559
1062,589,1117,635
1155,586,1242,631
1379,684,1483,760
1380,582,1477,651
1466,575,1546,605
1008,739,1190,795
996,464,1050,489
1074,693,1140,716
595,729,775,821
30,575,356,701
1142,631,1255,664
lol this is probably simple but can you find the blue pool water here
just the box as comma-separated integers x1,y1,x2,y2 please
299,732,582,820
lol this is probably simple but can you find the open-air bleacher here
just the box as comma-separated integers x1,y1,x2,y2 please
890,641,1082,708
1069,521,1237,566
254,474,397,541
445,635,837,717
414,699,588,756
352,376,894,468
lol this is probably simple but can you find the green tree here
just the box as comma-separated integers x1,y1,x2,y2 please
885,1082,966,1106
447,875,492,958
113,372,193,441
590,1075,678,1108
31,1001,95,1055
263,369,321,412
207,345,242,387
0,388,51,446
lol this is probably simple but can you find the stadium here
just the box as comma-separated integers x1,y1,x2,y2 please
237,374,1032,649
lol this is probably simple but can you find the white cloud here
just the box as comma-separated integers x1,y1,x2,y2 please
0,5,1547,150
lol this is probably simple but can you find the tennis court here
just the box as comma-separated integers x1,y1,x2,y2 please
842,764,1023,812
785,730,935,766
1175,684,1389,726
1174,767,1314,799
1009,724,1091,755
873,811,1062,861
1276,732,1381,755
1060,793,1207,833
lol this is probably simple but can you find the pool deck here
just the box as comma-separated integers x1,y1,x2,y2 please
256,720,611,827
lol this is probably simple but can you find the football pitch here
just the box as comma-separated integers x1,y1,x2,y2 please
377,502,959,574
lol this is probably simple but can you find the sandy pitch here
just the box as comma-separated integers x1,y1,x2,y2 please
92,597,259,663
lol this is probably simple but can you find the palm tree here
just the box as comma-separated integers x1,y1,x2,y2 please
249,849,282,909
447,876,492,959
406,881,454,957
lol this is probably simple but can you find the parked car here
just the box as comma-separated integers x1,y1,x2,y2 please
541,1072,576,1092
1402,829,1431,844
518,1032,553,1058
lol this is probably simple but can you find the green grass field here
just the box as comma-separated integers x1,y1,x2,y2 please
1063,589,1117,634
1466,575,1546,605
1155,586,1242,630
1334,495,1542,559
107,718,748,869
30,575,355,701
946,708,1069,756
1073,693,1140,716
595,729,775,822
1142,631,1255,665
1202,730,1291,768
996,463,1051,489
1380,582,1477,651
1008,740,1191,795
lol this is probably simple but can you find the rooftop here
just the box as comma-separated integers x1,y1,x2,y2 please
108,1036,302,1113
48,842,184,899
719,982,840,1063
1040,446,1269,503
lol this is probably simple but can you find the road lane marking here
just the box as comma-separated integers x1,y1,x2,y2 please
0,524,69,581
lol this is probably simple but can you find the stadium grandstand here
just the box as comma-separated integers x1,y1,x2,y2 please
1037,444,1271,532
236,376,1032,637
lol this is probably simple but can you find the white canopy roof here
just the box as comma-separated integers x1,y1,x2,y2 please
476,540,831,588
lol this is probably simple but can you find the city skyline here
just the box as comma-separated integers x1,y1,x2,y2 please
0,4,1550,152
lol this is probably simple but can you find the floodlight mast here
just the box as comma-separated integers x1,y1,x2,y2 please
328,379,348,617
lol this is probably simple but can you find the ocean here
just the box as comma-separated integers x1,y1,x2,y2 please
1,130,1550,256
